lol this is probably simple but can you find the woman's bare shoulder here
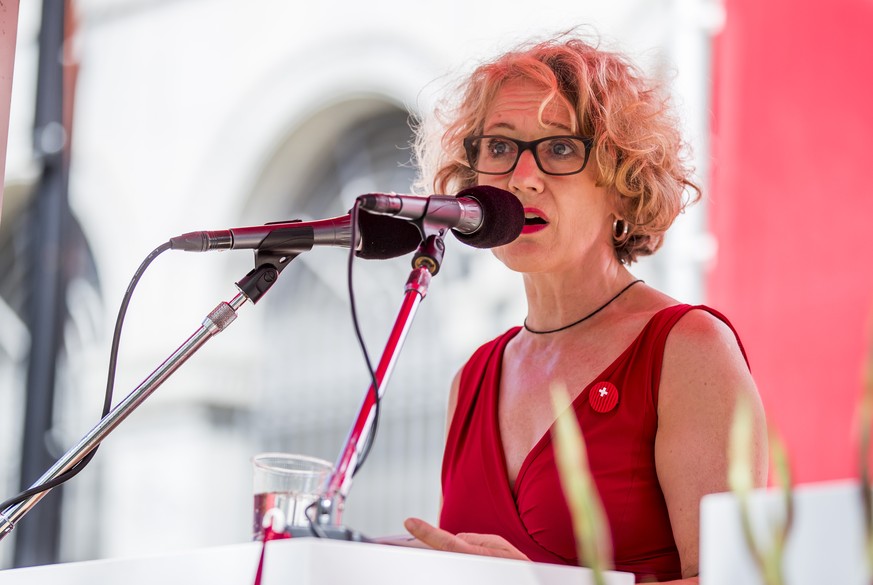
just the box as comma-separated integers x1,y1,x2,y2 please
658,306,757,416
665,307,746,367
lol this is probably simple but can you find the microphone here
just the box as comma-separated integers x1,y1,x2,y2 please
169,211,422,260
356,185,524,249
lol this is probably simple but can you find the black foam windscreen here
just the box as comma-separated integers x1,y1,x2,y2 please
356,211,423,259
452,186,524,249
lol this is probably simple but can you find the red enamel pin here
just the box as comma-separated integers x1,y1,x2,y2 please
588,381,619,413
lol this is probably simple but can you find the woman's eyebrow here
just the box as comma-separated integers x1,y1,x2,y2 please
483,121,515,133
483,120,574,134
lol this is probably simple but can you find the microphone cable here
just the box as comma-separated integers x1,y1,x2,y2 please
346,201,382,477
0,242,172,515
301,201,384,540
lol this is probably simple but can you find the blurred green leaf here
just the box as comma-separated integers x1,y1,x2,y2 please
861,319,873,579
728,392,755,497
550,382,612,585
729,394,791,585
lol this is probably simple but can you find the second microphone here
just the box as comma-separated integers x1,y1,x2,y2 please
357,185,524,249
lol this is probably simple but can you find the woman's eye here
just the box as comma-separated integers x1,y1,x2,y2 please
549,140,575,156
486,139,513,157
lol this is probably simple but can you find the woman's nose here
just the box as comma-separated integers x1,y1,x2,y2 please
508,149,545,193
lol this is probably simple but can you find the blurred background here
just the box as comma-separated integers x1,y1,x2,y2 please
1,0,871,572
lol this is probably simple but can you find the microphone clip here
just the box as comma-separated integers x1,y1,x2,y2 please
412,233,446,276
236,234,304,305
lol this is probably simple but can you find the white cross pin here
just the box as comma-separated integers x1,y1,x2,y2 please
599,387,609,397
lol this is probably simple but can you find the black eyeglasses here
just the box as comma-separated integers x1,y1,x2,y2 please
463,135,594,176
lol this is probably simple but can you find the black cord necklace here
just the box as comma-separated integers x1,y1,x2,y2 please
523,279,644,335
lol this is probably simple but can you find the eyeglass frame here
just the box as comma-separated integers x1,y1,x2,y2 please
462,134,595,176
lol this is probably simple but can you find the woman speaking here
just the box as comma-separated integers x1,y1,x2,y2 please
403,34,768,584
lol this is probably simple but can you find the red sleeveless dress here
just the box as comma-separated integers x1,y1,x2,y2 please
439,305,748,582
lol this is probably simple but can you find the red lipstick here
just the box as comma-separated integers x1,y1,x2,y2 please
521,207,548,234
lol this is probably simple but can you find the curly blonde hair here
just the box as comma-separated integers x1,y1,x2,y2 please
414,34,701,264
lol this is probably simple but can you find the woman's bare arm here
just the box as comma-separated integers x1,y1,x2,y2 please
655,310,768,579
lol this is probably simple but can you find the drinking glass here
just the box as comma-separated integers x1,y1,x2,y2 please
251,452,333,539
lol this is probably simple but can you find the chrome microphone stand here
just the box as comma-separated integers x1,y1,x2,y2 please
0,251,293,542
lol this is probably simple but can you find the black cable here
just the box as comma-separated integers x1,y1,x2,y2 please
1,242,171,515
300,207,383,540
304,499,328,539
347,202,381,477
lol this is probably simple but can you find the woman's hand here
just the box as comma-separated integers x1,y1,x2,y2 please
403,517,530,561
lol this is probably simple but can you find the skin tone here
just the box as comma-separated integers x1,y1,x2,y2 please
404,79,768,583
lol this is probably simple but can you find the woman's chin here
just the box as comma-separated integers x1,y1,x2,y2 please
491,245,551,274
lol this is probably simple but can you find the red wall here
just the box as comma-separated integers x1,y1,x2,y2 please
0,0,20,216
709,0,873,483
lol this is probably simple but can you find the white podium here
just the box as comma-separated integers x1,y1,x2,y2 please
700,479,869,585
0,537,635,585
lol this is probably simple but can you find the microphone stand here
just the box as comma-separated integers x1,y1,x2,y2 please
302,232,446,540
0,251,294,542
1,225,447,543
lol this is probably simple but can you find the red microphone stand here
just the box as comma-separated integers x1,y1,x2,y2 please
304,232,446,539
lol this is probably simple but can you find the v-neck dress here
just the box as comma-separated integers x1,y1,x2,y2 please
439,304,748,582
